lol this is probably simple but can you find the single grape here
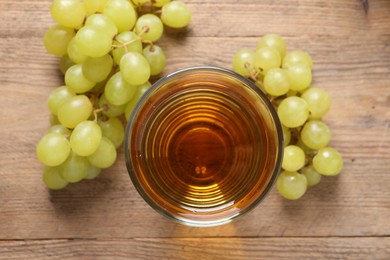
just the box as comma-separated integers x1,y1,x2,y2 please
60,55,74,74
277,171,307,200
313,147,343,176
47,124,72,136
65,64,96,93
43,25,75,56
84,164,102,180
82,55,113,83
282,50,313,69
85,13,118,38
135,14,164,42
277,96,309,128
98,94,126,117
263,68,290,97
47,86,75,115
88,137,117,168
60,151,89,183
232,48,256,77
57,95,93,129
282,125,291,146
301,120,331,150
50,0,86,28
254,47,281,75
287,64,312,92
105,72,137,106
112,31,143,65
120,52,151,86
301,87,331,119
36,133,71,167
70,121,102,156
282,145,305,172
256,33,286,58
42,166,68,190
103,0,137,32
161,1,191,28
84,0,109,15
143,45,166,76
300,166,322,186
67,37,88,64
98,117,125,148
75,26,112,58
125,83,150,119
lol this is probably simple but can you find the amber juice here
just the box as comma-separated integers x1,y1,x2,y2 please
125,67,283,226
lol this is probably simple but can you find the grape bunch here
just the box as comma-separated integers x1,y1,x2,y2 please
232,34,343,200
37,0,191,190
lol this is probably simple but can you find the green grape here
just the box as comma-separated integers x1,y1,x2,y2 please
42,166,68,190
98,117,125,148
301,120,331,150
60,151,89,183
84,164,102,180
263,68,290,97
232,48,256,77
67,37,88,64
153,0,170,7
57,95,93,129
105,72,137,105
282,125,291,146
82,55,113,83
47,124,72,136
125,83,150,119
276,171,307,200
36,133,71,167
282,50,313,69
60,55,74,74
282,145,305,172
143,45,166,76
277,96,309,128
103,0,137,32
120,52,151,86
84,0,109,15
65,64,96,93
300,166,322,186
313,147,343,176
161,1,191,28
287,64,312,92
47,86,75,115
301,87,331,119
112,31,143,65
50,114,60,126
254,47,281,75
98,94,126,117
50,0,86,29
43,25,75,56
85,13,118,38
135,14,164,42
70,121,102,156
256,33,286,58
75,26,112,58
88,137,117,168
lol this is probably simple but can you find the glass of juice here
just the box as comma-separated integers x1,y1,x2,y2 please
124,66,283,227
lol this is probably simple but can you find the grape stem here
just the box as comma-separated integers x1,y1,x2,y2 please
92,108,104,122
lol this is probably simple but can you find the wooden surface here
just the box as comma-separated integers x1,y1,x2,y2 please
1,0,389,259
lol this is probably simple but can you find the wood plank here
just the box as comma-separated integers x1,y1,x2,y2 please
0,237,389,259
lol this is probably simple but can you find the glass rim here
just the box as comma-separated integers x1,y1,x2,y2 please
124,66,284,227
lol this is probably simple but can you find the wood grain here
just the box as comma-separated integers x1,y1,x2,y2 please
0,0,389,258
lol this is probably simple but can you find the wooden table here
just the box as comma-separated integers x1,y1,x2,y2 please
1,0,389,259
